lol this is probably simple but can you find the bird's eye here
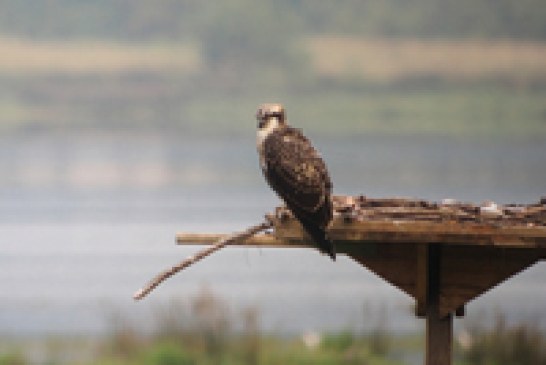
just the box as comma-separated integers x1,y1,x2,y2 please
257,119,266,128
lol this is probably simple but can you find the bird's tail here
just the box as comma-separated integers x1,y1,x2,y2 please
301,221,336,261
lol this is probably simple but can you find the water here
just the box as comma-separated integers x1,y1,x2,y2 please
0,132,545,336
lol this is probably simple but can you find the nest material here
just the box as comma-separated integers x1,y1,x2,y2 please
332,196,546,226
275,196,546,227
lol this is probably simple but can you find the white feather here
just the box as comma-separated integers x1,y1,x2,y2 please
256,117,280,147
256,117,281,170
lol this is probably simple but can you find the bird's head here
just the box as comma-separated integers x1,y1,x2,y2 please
256,103,286,132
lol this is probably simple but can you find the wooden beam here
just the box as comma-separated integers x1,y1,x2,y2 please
426,245,453,365
415,244,429,317
272,216,546,248
178,217,546,252
329,219,546,247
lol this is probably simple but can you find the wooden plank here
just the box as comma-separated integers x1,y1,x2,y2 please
177,211,546,251
271,214,546,248
329,219,546,247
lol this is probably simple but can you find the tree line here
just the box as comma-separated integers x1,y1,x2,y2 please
0,0,545,41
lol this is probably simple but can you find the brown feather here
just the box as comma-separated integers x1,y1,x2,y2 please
261,126,335,259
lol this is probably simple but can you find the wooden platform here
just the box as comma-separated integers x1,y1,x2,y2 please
177,196,546,365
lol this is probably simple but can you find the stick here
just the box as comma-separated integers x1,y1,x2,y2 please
133,219,273,301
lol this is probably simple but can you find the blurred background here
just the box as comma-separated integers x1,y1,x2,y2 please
0,1,545,364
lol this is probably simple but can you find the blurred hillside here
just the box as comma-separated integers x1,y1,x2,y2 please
0,0,545,136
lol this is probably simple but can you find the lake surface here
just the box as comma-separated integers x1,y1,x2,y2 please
0,132,545,336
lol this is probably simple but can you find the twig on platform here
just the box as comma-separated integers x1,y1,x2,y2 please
133,219,273,301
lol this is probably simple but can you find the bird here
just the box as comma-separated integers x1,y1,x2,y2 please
256,103,336,260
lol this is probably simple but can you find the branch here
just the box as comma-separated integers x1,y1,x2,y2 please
133,219,273,301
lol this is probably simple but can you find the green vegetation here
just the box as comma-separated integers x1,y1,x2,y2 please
2,292,545,365
457,315,546,365
0,353,26,365
77,290,411,365
97,334,404,365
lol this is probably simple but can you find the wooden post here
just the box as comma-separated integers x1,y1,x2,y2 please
426,310,453,365
425,244,452,365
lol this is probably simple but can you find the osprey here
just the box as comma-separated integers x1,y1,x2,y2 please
256,103,336,260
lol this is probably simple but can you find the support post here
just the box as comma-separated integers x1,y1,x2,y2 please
426,308,453,365
424,245,453,365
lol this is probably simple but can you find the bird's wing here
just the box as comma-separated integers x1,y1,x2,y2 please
263,127,331,212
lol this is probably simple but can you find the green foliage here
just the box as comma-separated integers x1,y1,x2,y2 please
321,331,355,352
458,315,546,365
0,353,26,365
142,342,195,365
